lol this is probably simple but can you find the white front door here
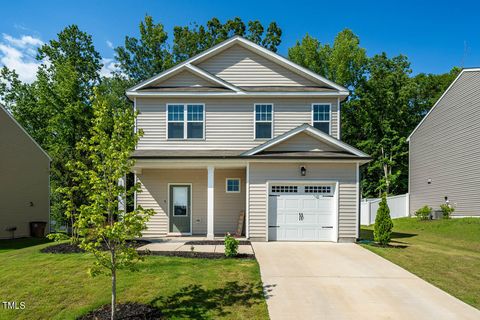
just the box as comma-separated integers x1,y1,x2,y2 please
268,184,336,241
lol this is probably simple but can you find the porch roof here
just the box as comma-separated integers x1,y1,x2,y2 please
131,149,370,160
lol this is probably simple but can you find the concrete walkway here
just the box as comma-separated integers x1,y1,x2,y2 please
138,239,254,254
252,242,480,320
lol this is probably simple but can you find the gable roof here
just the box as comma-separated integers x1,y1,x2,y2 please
127,36,349,98
0,104,51,161
241,123,370,158
407,68,480,141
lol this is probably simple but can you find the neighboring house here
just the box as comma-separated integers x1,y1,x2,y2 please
0,104,51,239
408,68,480,217
126,36,370,242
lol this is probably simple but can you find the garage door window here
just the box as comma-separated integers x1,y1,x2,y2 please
271,185,298,193
304,185,332,194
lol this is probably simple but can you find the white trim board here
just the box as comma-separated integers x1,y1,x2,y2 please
242,123,370,158
127,36,349,94
407,68,480,141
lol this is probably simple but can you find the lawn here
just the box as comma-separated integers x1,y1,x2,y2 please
0,239,268,320
361,217,480,309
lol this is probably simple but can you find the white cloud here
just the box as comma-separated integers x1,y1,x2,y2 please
100,58,119,78
0,33,43,83
106,40,114,49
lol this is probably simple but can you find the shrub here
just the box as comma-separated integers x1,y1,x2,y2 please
440,204,455,219
374,193,393,245
415,205,432,220
224,233,239,257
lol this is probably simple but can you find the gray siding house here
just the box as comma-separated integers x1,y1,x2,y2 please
127,36,370,242
408,68,480,217
0,104,51,238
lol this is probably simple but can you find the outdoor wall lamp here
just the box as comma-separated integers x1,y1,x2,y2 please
300,166,307,176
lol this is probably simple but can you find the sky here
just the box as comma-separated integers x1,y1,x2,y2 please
1,0,479,83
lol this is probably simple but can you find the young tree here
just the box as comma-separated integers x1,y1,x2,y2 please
72,88,154,320
374,193,393,245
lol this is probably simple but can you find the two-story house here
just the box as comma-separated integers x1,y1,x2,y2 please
126,36,370,242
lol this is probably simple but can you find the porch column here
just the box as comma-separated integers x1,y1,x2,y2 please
207,166,215,239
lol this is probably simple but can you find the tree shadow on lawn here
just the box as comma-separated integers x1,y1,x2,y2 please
359,229,416,249
150,281,269,319
0,237,51,251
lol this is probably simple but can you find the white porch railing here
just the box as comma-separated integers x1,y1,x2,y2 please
361,193,410,225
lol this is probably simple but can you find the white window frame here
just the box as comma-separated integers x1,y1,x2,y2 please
166,103,205,140
254,103,274,140
225,178,241,193
311,103,331,135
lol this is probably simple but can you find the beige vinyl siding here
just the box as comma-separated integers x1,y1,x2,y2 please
0,108,50,239
197,44,318,87
248,162,358,241
214,169,246,234
137,169,208,236
154,69,214,87
137,168,246,237
268,132,340,152
136,97,339,150
409,70,480,216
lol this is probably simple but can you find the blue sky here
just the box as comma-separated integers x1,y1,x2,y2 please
1,0,479,82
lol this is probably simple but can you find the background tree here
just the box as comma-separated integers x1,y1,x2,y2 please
374,193,393,245
116,16,282,82
0,25,102,232
72,88,154,320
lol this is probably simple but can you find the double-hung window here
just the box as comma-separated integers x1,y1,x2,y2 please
167,104,204,139
312,103,331,134
255,104,273,139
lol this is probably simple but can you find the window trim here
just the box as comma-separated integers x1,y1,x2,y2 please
166,103,205,140
311,103,332,135
225,178,241,193
254,103,274,140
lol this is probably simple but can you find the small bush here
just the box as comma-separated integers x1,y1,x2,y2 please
440,204,455,219
224,233,239,257
374,193,393,245
415,205,432,220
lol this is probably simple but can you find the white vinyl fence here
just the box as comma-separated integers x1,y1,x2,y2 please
361,194,410,225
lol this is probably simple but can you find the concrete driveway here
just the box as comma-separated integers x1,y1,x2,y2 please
252,242,480,320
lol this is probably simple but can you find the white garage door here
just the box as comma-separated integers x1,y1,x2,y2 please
268,184,336,241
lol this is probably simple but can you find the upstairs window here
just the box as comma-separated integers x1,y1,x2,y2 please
312,104,331,134
255,104,273,139
167,104,204,139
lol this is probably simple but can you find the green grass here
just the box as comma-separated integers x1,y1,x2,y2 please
361,217,480,309
0,240,268,320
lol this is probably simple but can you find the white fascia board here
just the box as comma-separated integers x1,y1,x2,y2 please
0,104,52,161
128,36,349,94
407,68,480,141
234,37,349,92
127,37,239,92
126,91,349,98
185,64,243,93
242,123,369,157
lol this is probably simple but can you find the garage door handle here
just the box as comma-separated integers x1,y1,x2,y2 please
299,213,304,221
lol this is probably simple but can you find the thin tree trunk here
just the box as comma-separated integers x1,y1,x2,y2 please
111,250,116,320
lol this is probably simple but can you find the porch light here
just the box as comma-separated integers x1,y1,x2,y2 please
300,166,307,176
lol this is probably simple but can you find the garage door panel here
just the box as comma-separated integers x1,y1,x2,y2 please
269,184,336,241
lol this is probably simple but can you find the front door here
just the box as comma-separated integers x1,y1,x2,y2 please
169,185,191,234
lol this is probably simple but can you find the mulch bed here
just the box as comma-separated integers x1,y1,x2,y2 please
184,240,251,245
77,302,162,320
139,250,255,259
41,240,151,254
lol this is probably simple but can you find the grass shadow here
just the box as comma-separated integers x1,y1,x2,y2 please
150,281,266,318
0,237,51,252
360,228,417,241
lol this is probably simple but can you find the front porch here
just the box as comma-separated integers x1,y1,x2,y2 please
134,162,248,239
